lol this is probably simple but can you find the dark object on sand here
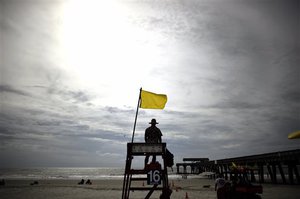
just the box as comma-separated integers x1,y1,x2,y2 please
0,179,5,186
30,181,39,185
78,179,85,185
86,179,92,185
203,185,210,188
160,188,172,199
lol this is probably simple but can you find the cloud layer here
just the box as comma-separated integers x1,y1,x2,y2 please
0,0,299,167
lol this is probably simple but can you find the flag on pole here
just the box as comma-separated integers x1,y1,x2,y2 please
140,90,167,109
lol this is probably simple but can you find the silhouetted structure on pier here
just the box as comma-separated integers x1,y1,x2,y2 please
176,149,300,184
176,158,209,174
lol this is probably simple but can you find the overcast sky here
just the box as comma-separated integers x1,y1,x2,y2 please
0,0,299,168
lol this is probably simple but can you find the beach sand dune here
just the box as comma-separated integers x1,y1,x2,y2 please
1,178,300,199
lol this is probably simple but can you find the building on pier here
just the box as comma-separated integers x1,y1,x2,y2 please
176,158,209,174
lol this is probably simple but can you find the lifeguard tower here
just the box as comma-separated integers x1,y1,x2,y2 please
121,142,171,199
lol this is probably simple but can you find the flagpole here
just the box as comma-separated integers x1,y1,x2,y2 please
131,88,142,143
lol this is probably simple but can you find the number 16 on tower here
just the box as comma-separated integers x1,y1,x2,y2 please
147,170,161,185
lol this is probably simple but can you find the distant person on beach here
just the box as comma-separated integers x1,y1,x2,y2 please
144,118,162,166
215,174,226,199
86,179,92,185
78,179,84,185
30,181,39,186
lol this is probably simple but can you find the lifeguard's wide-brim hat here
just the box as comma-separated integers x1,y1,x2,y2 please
149,119,158,124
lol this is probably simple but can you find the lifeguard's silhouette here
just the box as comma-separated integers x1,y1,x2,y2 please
144,119,163,166
121,89,173,199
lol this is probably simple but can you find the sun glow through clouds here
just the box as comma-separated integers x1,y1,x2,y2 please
58,0,165,107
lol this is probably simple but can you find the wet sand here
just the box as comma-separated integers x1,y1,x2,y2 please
1,178,300,199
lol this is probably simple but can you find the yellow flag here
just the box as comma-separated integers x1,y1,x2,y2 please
140,90,167,109
288,130,300,139
232,162,237,168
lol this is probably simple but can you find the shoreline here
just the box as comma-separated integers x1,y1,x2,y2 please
1,178,300,199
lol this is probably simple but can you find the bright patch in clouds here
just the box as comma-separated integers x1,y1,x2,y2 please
58,0,166,107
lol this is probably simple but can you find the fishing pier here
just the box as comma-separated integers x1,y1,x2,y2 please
176,149,300,184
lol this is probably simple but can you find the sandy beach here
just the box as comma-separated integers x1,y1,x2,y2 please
1,178,300,199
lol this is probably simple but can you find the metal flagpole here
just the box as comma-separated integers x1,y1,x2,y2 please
131,88,142,143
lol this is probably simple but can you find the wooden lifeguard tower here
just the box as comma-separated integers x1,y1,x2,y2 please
121,142,171,199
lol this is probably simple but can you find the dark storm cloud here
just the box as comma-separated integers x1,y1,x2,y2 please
209,100,262,110
0,84,129,142
104,106,135,114
281,90,300,103
46,86,93,103
0,100,129,167
0,85,31,96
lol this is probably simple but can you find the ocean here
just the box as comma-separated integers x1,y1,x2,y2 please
0,167,182,180
0,167,125,180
